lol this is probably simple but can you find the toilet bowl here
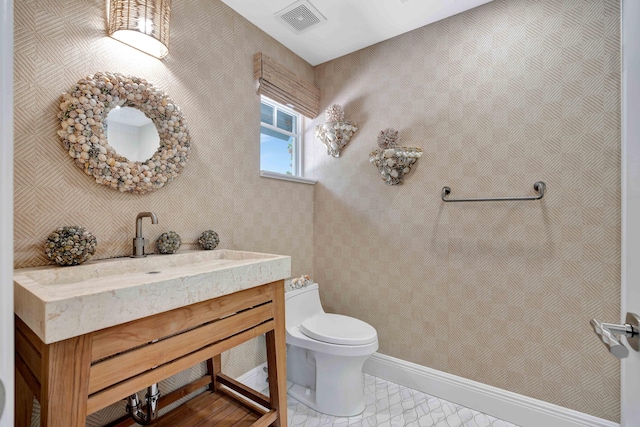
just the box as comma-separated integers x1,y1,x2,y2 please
285,283,378,417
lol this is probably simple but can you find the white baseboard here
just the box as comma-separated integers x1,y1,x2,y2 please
236,362,269,392
363,353,619,427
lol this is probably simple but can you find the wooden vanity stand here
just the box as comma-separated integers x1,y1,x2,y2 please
15,280,287,427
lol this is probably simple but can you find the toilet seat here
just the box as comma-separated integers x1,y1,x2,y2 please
300,313,377,345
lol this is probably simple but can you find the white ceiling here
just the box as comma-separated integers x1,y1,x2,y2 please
222,0,493,66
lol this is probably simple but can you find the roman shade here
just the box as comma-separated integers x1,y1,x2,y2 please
254,52,320,118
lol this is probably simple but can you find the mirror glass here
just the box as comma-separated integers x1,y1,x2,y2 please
106,106,160,162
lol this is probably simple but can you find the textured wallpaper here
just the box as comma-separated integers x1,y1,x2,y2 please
14,0,623,424
309,0,621,422
13,0,314,424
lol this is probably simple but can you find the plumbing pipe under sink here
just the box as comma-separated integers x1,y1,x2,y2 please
127,383,160,425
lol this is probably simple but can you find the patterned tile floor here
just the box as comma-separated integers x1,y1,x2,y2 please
279,374,519,427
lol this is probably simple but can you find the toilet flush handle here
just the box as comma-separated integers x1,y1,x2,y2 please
590,312,639,359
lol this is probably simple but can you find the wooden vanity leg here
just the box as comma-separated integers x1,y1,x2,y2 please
266,280,287,427
40,335,92,427
14,368,34,427
207,355,222,391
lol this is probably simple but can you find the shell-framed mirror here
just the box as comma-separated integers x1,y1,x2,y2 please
57,72,190,193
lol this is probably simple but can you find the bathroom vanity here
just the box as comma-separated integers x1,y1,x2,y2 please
13,250,291,427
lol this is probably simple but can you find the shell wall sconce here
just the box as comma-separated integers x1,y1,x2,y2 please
314,104,358,157
369,128,422,185
108,0,171,59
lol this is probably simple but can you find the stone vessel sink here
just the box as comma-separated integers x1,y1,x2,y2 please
14,249,291,344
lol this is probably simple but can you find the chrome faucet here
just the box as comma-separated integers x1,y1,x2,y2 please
132,212,158,257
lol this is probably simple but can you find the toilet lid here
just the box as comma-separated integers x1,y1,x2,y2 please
300,313,377,345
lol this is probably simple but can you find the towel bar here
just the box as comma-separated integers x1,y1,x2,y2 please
441,182,546,202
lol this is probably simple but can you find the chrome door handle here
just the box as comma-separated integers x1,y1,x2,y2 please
0,379,4,419
590,312,639,359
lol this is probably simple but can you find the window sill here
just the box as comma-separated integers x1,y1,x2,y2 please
260,170,317,185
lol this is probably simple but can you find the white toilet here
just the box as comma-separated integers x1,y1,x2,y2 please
285,283,378,417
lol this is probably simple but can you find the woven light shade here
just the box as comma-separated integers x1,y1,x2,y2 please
108,0,171,59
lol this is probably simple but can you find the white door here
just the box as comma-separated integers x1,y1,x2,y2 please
621,0,640,425
0,0,14,424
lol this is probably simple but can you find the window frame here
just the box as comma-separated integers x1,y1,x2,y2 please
259,96,316,185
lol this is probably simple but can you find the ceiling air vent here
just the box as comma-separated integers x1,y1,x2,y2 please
275,0,327,34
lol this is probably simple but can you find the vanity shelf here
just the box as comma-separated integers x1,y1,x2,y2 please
131,390,268,427
14,280,288,427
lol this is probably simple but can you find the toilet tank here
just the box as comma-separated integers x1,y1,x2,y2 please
285,283,324,329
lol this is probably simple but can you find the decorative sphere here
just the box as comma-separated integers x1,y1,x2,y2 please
156,231,181,254
198,230,220,250
44,226,97,266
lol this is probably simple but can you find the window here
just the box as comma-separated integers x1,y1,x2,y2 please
260,96,302,177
